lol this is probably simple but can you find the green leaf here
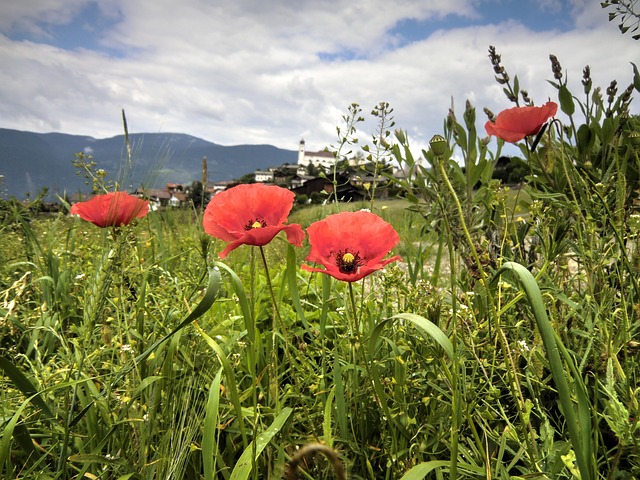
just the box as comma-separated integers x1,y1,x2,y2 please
131,376,164,400
0,400,31,475
129,266,222,374
333,356,348,439
228,407,292,480
12,423,39,463
601,117,615,145
559,85,575,116
631,62,640,92
576,124,593,157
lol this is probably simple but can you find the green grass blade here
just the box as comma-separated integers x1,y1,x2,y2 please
120,266,222,380
323,386,336,449
553,330,595,475
12,423,39,464
131,376,164,400
399,460,485,479
194,323,248,448
203,368,223,480
228,407,292,480
0,399,30,475
319,273,331,339
372,313,454,360
492,261,594,480
70,266,223,429
0,356,55,420
215,261,254,343
333,356,348,440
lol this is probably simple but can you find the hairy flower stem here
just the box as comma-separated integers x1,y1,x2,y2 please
347,282,388,429
248,248,260,479
431,188,461,480
259,246,283,414
436,159,493,303
258,246,317,440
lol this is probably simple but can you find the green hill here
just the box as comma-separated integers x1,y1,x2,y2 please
0,128,297,198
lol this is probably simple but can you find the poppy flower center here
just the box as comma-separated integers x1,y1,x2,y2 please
245,218,267,230
336,250,363,274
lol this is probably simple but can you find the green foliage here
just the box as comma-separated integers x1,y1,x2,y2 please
601,0,640,40
2,48,640,479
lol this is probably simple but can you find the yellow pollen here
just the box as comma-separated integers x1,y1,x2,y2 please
251,221,263,228
342,252,355,264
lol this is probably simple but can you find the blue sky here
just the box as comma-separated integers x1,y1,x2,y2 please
7,2,123,54
0,0,637,153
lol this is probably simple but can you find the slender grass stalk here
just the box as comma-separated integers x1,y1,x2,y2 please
203,368,223,480
58,231,125,475
228,407,293,480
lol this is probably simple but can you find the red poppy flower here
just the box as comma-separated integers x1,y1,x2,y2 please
485,101,558,143
302,211,401,282
203,183,305,258
70,191,149,228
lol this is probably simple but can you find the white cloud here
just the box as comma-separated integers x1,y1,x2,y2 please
0,0,637,157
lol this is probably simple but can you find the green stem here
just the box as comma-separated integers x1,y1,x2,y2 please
435,155,542,471
58,230,124,474
259,246,282,414
433,190,460,480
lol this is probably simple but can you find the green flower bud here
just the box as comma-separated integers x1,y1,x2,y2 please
429,135,447,157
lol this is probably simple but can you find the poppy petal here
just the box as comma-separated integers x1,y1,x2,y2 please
203,183,304,257
302,211,401,282
70,192,149,228
485,101,558,143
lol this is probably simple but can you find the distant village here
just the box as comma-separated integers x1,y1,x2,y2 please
133,140,406,210
5,139,524,214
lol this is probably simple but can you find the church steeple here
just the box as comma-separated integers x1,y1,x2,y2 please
298,139,306,165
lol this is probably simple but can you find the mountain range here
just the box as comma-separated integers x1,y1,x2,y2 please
0,128,297,199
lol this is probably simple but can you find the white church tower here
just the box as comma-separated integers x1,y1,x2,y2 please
298,139,306,165
297,139,336,169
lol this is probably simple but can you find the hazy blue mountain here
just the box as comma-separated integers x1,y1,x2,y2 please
0,128,297,199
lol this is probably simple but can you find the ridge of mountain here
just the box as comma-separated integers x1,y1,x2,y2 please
0,128,297,198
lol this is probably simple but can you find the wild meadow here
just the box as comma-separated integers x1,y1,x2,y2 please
1,47,640,479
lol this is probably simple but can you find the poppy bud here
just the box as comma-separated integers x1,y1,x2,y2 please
483,107,496,122
429,135,447,157
619,111,630,127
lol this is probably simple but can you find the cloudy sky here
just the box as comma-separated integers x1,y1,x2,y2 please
0,0,638,153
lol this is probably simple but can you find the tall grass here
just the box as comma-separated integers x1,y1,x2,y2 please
2,48,640,479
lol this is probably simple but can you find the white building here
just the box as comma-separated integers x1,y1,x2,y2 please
254,170,274,183
297,139,336,170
